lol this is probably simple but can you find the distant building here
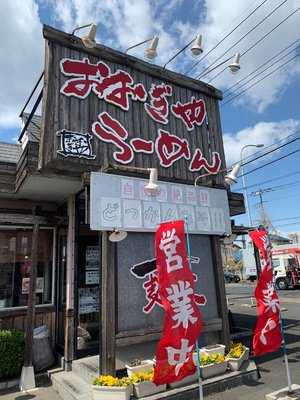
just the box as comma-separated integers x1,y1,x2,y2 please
288,232,300,244
269,233,292,246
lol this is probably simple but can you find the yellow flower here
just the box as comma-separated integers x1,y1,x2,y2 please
198,353,225,366
130,369,154,383
226,342,246,359
93,375,132,387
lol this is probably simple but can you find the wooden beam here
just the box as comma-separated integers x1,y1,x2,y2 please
64,195,76,371
211,236,231,350
23,218,39,367
100,231,116,375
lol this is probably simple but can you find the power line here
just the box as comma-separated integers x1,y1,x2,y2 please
250,179,300,195
223,42,300,99
232,128,300,166
222,51,300,106
249,191,300,203
195,0,288,79
185,0,270,75
241,147,300,177
223,38,300,95
235,169,300,191
241,131,300,168
272,215,300,222
274,221,300,228
207,7,299,83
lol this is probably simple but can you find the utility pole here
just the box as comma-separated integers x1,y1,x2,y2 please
251,188,276,233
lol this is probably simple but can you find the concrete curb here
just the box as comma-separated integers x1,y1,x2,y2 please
137,360,259,400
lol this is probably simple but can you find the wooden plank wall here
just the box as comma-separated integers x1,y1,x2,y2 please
40,26,225,185
16,142,39,192
0,162,16,193
0,306,56,346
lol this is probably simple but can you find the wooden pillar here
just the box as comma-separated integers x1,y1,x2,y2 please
211,236,231,350
64,195,76,371
100,231,116,375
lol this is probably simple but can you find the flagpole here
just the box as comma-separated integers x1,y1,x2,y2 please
279,313,293,393
267,231,293,394
184,216,204,400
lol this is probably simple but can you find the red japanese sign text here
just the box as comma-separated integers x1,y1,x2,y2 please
249,228,282,356
153,220,202,385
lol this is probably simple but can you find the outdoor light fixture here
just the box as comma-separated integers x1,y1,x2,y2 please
197,51,241,79
190,34,203,57
224,162,241,186
228,53,241,74
144,168,159,194
126,36,159,60
71,23,97,49
194,162,241,188
145,36,159,59
109,229,128,242
163,33,203,69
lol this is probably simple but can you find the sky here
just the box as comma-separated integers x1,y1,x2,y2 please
0,0,300,236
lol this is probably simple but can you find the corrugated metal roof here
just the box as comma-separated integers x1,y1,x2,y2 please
0,142,22,163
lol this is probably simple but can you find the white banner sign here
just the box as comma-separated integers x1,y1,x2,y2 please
90,172,231,235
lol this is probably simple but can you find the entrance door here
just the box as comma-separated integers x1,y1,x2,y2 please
76,229,101,357
56,228,67,354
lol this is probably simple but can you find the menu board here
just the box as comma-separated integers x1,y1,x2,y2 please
79,287,99,314
90,172,231,235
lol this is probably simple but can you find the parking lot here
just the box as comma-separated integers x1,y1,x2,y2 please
204,282,300,400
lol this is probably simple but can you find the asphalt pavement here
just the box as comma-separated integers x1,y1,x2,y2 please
204,283,300,400
1,282,299,400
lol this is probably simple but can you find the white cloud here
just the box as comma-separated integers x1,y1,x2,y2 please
197,0,300,111
0,0,43,132
223,119,300,166
1,0,299,136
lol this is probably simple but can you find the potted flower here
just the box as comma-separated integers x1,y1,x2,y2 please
125,358,154,378
92,375,132,400
131,369,166,398
196,353,228,379
226,342,249,371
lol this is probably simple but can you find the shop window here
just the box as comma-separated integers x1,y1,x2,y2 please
0,228,54,308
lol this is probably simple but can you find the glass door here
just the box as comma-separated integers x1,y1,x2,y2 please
76,230,101,357
56,229,67,354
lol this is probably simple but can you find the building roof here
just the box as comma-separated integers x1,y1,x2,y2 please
22,113,42,142
269,233,291,244
0,142,22,163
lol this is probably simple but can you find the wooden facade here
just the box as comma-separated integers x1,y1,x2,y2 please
0,24,246,377
39,25,225,186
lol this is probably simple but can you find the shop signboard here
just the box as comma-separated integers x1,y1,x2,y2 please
90,172,231,235
117,232,219,333
40,26,225,185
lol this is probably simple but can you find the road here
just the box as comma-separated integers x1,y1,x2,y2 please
204,283,300,399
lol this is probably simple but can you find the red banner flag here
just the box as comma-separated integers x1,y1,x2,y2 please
249,228,282,356
153,220,202,385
